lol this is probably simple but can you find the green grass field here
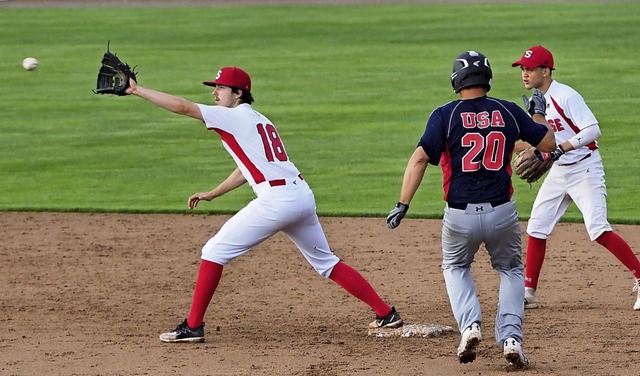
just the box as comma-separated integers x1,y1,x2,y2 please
1,2,639,223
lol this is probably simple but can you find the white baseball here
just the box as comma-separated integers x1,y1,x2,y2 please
22,57,38,71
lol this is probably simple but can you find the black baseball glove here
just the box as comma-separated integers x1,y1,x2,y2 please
94,43,137,96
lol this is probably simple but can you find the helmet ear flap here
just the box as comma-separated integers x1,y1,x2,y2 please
450,70,460,93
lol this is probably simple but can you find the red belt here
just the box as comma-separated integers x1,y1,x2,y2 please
268,174,304,187
559,153,591,166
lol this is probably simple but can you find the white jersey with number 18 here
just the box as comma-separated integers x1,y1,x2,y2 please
197,103,301,188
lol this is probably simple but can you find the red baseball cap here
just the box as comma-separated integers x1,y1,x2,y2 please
203,66,251,91
512,46,554,70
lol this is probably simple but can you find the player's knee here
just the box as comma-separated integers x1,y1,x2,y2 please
320,259,341,278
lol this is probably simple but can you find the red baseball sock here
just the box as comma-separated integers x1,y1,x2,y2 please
524,236,547,290
187,260,224,329
329,261,392,317
596,231,640,279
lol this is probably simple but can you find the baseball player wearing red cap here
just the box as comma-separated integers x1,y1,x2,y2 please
121,66,403,342
512,45,640,311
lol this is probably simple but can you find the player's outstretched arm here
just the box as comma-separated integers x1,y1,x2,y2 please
127,77,203,121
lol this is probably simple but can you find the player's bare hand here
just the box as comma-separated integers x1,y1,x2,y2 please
188,192,213,210
126,77,138,95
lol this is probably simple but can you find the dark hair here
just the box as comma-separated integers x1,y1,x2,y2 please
232,87,254,104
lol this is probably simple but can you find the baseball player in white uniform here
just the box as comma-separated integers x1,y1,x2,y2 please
121,66,403,342
512,46,640,311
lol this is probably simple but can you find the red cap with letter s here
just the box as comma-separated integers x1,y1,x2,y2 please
512,46,554,70
203,66,251,91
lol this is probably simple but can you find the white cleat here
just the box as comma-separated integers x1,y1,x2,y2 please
504,337,529,369
457,322,482,364
524,287,540,309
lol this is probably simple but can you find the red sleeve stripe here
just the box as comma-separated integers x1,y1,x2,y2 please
550,97,598,151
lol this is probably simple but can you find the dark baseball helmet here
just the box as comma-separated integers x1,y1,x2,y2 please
451,51,493,93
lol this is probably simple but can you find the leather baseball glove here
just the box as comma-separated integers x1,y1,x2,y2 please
513,146,554,183
94,43,137,96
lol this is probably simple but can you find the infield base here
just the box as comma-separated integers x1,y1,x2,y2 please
368,323,455,338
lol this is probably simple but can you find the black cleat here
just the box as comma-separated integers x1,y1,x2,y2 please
159,319,205,343
369,307,403,328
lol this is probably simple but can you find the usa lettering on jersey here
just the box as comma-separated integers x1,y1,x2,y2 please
460,111,506,128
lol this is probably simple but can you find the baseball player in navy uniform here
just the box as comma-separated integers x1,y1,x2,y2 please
512,45,640,310
387,51,556,368
120,67,403,343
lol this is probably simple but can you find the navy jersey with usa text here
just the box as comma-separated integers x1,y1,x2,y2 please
419,96,549,205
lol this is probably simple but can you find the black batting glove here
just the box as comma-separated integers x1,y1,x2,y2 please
533,144,565,162
522,88,547,116
548,144,565,160
387,202,409,229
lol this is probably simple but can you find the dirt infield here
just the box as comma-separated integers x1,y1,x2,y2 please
2,212,639,375
2,1,639,375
